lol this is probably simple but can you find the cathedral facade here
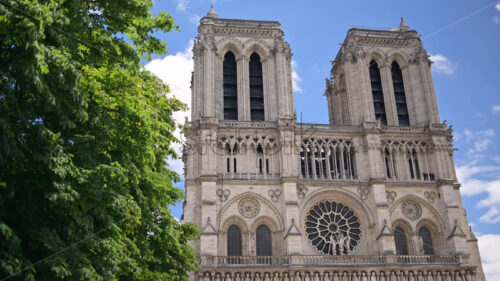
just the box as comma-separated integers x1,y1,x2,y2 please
181,7,486,281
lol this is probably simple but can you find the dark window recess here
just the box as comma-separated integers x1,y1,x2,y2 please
369,60,387,125
391,62,410,126
408,149,420,180
265,159,269,174
321,151,327,176
227,225,242,256
249,53,265,121
256,225,272,256
300,150,306,176
234,158,237,173
227,158,230,173
259,159,263,174
307,150,313,177
394,227,409,255
385,149,392,178
223,52,238,120
419,227,434,255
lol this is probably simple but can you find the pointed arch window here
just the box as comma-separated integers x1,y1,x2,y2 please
394,227,409,255
419,227,434,255
249,53,265,121
391,61,410,126
223,51,238,120
227,224,242,256
369,60,387,125
256,225,272,256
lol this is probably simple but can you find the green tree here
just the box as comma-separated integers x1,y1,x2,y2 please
0,0,198,280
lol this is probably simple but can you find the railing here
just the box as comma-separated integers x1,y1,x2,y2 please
218,173,280,180
348,27,418,37
199,254,469,267
214,19,281,28
297,123,362,132
381,126,427,133
219,120,277,128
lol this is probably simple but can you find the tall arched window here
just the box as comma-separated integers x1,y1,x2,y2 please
256,225,272,256
369,60,387,125
249,53,264,121
419,227,434,255
394,227,409,255
227,224,242,256
223,51,238,120
391,61,410,126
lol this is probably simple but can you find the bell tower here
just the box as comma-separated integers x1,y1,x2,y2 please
190,6,295,123
325,18,440,127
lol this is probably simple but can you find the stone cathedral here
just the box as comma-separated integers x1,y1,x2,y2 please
181,7,486,281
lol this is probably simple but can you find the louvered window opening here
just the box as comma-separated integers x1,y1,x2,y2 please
391,62,410,126
249,53,264,121
369,60,387,125
223,52,238,120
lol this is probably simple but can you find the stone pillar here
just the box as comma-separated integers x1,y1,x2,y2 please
439,181,468,253
282,179,302,255
237,56,249,121
380,64,398,125
203,39,216,118
372,181,396,254
200,178,218,256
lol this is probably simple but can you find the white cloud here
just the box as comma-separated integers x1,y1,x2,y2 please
496,3,500,11
176,0,189,11
429,54,457,75
463,129,495,153
145,41,194,176
188,14,201,24
456,164,500,196
291,60,302,93
480,207,500,223
493,105,500,114
457,162,500,224
478,234,500,281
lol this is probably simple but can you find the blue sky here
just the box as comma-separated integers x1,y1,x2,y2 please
144,1,500,279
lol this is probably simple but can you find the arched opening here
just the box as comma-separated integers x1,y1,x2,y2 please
227,224,242,257
256,224,272,264
249,53,264,121
391,61,410,126
394,227,409,255
419,227,434,255
369,60,387,125
223,51,238,120
408,148,421,180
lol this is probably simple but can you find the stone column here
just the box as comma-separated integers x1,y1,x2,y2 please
199,178,218,256
379,64,397,125
237,56,249,121
203,39,216,118
281,179,302,255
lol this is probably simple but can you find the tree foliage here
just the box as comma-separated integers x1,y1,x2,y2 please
0,0,198,280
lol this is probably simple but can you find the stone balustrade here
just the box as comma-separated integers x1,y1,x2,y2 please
218,173,280,180
198,254,469,267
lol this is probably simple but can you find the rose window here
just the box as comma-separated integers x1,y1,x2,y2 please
305,201,361,255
